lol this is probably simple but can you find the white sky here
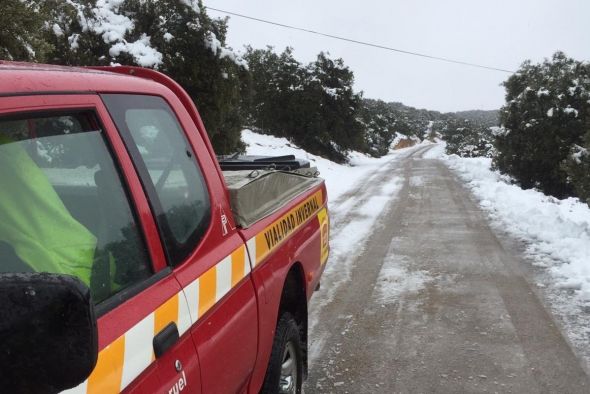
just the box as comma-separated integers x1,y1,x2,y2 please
203,0,589,112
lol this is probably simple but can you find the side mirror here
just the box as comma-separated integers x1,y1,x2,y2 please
0,273,98,393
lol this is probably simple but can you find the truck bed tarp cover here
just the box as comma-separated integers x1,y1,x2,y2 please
223,169,323,228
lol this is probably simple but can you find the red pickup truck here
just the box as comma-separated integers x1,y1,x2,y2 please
0,62,329,394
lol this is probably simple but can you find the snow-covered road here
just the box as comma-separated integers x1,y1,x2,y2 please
242,130,590,392
303,145,590,393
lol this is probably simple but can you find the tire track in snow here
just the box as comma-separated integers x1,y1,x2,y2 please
308,144,434,357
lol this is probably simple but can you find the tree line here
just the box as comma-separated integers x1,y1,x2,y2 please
2,0,459,162
4,2,588,204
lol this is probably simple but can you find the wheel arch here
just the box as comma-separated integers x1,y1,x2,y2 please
278,261,308,379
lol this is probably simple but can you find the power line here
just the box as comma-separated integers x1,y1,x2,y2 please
205,6,515,74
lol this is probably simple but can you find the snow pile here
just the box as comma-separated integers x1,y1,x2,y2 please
441,154,590,301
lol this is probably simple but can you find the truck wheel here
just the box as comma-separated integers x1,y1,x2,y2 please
261,313,303,394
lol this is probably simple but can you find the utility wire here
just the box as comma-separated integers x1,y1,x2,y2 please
205,6,515,74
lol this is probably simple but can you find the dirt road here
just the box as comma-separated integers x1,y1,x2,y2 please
306,145,590,393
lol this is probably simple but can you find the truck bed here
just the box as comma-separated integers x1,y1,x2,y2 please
223,168,323,228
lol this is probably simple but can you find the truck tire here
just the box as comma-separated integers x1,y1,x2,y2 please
261,313,303,394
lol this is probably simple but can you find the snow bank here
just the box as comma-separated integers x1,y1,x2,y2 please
241,129,397,201
440,153,590,301
421,143,445,159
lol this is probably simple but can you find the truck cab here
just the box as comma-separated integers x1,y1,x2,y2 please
0,62,329,394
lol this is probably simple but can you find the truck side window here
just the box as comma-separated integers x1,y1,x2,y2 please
0,111,152,304
102,95,211,265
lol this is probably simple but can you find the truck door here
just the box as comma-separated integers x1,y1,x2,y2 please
102,93,259,394
0,94,202,394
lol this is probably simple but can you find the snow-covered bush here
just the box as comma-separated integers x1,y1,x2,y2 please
443,119,495,158
495,52,590,200
564,134,590,205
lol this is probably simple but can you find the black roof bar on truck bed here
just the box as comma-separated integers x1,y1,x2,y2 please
217,155,310,171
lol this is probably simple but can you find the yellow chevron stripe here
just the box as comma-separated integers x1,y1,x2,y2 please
86,335,125,394
231,246,246,287
154,294,179,335
198,265,217,317
318,207,329,265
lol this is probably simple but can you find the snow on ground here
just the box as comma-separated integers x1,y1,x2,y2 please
244,130,590,315
429,146,590,360
374,239,433,305
241,129,400,201
421,142,445,159
320,177,405,311
428,148,590,304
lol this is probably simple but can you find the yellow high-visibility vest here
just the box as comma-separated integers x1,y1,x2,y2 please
0,134,96,286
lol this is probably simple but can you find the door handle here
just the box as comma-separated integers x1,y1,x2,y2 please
153,322,179,359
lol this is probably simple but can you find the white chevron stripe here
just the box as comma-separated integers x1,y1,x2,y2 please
216,255,232,301
242,245,251,275
61,380,87,394
246,237,256,268
183,278,200,325
120,313,154,388
177,287,193,336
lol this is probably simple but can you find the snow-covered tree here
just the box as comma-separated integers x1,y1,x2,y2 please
443,119,495,158
563,127,590,205
1,0,249,154
358,99,398,157
495,52,590,199
244,48,364,162
1,0,53,61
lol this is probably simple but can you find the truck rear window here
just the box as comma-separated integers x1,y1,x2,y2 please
0,111,152,303
102,94,211,266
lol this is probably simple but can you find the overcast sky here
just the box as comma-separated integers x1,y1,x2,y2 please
203,0,589,113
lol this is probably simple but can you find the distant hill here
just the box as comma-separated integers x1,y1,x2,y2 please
359,98,499,156
449,110,500,127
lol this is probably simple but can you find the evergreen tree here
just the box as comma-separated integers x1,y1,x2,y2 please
495,52,590,198
1,0,53,61
304,52,364,159
443,118,494,158
243,46,304,138
244,48,364,162
358,100,397,156
563,123,590,205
